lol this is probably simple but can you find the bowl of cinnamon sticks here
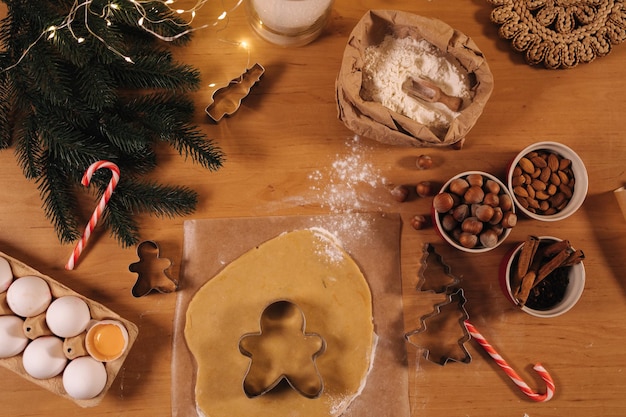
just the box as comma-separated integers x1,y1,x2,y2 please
499,235,585,318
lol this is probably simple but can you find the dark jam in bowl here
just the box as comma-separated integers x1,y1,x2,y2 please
524,266,570,311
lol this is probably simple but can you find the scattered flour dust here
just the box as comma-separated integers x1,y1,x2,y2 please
308,136,389,239
360,35,471,135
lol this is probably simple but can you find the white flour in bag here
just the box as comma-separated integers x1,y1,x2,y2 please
360,35,471,135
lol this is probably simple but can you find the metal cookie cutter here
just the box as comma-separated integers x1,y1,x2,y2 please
405,243,472,365
416,243,461,293
405,287,471,365
205,63,265,122
128,240,178,297
238,300,326,399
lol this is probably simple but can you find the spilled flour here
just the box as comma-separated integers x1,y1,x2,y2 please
308,136,389,237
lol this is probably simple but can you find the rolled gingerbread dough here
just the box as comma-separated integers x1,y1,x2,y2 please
184,229,375,417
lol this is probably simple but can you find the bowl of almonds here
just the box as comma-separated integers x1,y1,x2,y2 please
432,171,517,252
507,142,588,221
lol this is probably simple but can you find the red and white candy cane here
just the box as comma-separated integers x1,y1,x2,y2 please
464,320,555,402
65,161,120,270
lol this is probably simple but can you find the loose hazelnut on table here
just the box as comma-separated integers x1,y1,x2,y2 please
416,154,433,170
410,215,429,230
390,185,409,202
416,181,434,198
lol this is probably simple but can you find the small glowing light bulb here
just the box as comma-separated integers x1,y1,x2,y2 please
208,83,216,88
240,41,248,49
217,11,227,20
77,37,85,43
138,17,144,25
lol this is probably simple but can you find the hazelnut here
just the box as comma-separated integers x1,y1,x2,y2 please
475,205,495,222
479,229,499,248
483,192,500,207
461,217,483,235
484,179,500,194
410,215,429,230
466,173,484,187
433,192,455,213
458,232,478,249
416,181,434,198
416,155,433,170
501,211,518,228
390,185,409,202
489,207,504,225
441,214,458,231
499,193,513,211
464,185,485,204
452,204,470,222
448,178,470,196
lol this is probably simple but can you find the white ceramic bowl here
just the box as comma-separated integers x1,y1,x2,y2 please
432,171,516,253
507,141,588,221
499,236,585,318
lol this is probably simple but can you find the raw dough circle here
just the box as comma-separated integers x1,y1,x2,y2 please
185,229,375,417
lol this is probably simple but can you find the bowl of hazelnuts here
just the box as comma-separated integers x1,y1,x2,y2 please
432,171,517,252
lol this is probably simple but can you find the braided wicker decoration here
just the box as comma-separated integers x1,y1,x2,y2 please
488,0,626,68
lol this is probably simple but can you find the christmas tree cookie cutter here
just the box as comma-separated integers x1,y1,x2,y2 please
128,240,178,297
205,63,265,122
238,300,326,399
405,243,472,365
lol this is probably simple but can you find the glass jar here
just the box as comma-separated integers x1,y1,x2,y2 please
245,0,334,47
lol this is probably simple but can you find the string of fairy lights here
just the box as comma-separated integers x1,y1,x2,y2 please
2,0,246,71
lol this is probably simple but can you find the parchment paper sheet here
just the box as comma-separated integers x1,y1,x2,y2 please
171,213,410,417
336,10,494,148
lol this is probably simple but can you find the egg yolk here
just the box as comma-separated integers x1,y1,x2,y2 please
88,324,125,359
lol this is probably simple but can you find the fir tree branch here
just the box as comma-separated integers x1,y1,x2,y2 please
0,70,12,148
37,157,81,244
103,179,198,247
0,0,224,248
110,48,201,92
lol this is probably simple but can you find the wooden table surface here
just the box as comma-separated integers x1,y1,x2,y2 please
2,1,626,416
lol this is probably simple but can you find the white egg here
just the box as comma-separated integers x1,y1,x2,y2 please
0,315,29,358
6,275,52,317
22,336,67,379
0,257,12,293
46,296,91,338
62,356,108,400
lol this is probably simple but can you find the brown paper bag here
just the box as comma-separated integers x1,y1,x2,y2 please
336,10,494,148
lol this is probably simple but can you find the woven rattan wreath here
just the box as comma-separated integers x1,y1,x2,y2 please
488,0,626,68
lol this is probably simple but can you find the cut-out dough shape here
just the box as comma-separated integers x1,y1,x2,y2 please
239,300,326,398
128,241,177,297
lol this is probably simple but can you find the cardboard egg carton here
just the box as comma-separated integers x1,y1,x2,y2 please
0,251,138,407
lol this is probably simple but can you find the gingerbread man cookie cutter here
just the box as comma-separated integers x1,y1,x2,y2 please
238,300,326,399
128,241,178,298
